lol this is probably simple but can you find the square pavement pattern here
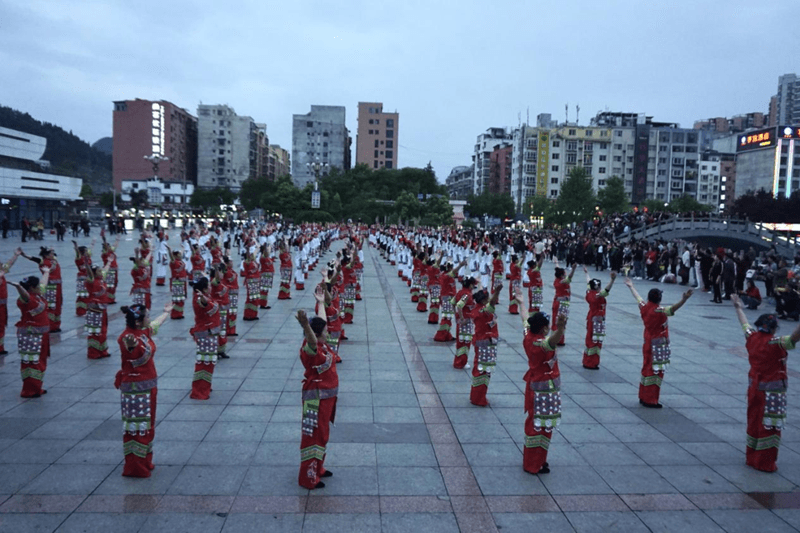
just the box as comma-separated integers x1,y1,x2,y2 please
1,233,800,532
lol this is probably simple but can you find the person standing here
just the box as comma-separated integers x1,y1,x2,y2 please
154,232,170,286
518,287,568,475
258,244,274,310
525,256,545,314
101,237,120,304
551,264,577,347
731,295,800,472
189,277,221,400
709,254,723,304
582,267,616,370
210,266,230,359
85,262,113,359
130,248,153,310
427,257,443,324
0,249,22,354
296,292,338,490
508,255,524,314
278,242,293,300
20,247,62,332
624,277,693,408
116,302,171,477
223,256,239,336
341,252,357,324
491,251,504,303
453,278,478,369
467,283,503,407
189,244,205,283
169,249,188,319
9,268,51,397
242,250,261,321
434,259,465,342
73,240,93,316
1,216,9,239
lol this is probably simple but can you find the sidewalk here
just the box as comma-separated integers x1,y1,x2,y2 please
0,235,799,532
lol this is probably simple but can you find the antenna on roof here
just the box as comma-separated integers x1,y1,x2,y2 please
576,104,580,125
565,103,569,124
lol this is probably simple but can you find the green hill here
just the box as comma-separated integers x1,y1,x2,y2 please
0,104,113,193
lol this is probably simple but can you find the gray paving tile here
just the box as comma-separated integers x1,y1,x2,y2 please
140,512,226,533
594,465,679,494
238,466,309,496
94,465,182,494
635,510,726,532
221,513,304,533
565,511,650,533
0,513,69,533
653,465,740,493
493,512,576,532
376,443,437,467
539,466,614,495
301,513,381,533
471,466,549,496
380,512,459,533
167,466,247,495
377,467,446,496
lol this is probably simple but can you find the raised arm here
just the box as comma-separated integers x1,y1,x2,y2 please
150,301,174,330
731,294,749,329
296,309,317,352
567,263,577,281
605,271,617,293
668,289,693,314
516,286,529,327
624,276,643,303
546,314,568,348
583,265,590,285
489,282,503,307
3,248,22,271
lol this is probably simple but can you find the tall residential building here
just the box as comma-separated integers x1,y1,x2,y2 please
268,145,291,181
196,104,259,192
472,128,513,196
489,144,512,195
694,113,766,133
445,165,474,199
292,105,351,188
774,74,800,126
355,102,399,170
112,99,197,192
255,123,269,180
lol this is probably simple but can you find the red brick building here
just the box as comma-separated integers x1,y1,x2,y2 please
489,144,512,194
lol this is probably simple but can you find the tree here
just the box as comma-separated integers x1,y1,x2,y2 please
190,187,237,212
99,191,122,209
395,191,422,224
667,194,712,214
129,189,149,209
549,167,596,226
239,177,275,211
522,195,552,219
79,183,93,199
597,176,629,214
420,196,454,227
465,192,515,220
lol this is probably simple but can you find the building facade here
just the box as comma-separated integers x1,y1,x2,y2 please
736,126,800,198
196,104,260,192
489,144,512,195
0,126,83,229
473,128,513,196
292,105,351,188
120,177,194,208
356,102,399,170
774,74,800,126
112,99,197,192
445,165,474,200
268,145,291,181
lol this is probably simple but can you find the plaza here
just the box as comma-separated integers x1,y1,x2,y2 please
1,233,800,532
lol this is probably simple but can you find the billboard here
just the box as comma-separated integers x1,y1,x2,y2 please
536,132,549,196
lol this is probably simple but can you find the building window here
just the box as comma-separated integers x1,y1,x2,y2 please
551,165,559,172
369,119,374,124
374,161,378,168
615,130,622,137
614,143,623,150
385,161,393,169
386,130,394,138
368,130,373,134
568,129,576,135
386,150,393,158
552,153,560,160
599,167,606,174
599,155,607,161
586,130,593,137
374,150,379,158
567,141,578,150
307,121,313,127
552,141,560,147
374,140,379,147
386,119,394,127
550,177,558,184
386,140,393,148
375,119,380,125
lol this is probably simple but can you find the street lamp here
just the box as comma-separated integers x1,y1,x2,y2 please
307,159,328,210
144,154,170,219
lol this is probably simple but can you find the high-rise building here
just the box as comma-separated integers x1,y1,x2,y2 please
489,144,512,195
268,145,291,181
112,99,197,192
196,104,259,192
355,102,399,170
445,165,474,200
774,73,800,126
292,105,351,188
694,113,766,133
472,128,513,196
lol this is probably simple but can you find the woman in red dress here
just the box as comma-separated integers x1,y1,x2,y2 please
210,265,230,359
732,295,800,472
466,283,503,407
426,257,443,323
130,248,153,310
85,261,113,359
278,242,293,300
169,249,188,319
116,302,171,477
551,264,577,346
190,244,205,283
341,252,357,324
624,278,693,408
73,240,94,316
491,251,504,303
582,268,617,370
453,277,477,368
189,276,222,400
296,292,338,490
526,256,545,314
10,267,51,397
20,247,62,332
258,244,274,309
508,255,524,314
517,286,567,475
434,259,466,342
101,236,120,304
242,250,260,321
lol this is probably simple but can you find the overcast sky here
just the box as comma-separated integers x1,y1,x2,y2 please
1,1,796,182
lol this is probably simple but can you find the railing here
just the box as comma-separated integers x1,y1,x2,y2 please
625,216,799,258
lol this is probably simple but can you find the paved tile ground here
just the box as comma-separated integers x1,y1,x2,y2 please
1,232,800,532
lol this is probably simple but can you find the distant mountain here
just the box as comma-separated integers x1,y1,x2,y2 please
0,105,113,193
93,136,113,155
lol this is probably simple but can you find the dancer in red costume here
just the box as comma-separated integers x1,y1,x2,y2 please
624,277,693,408
10,269,51,397
582,267,616,370
296,292,338,490
525,256,545,314
258,244,274,309
223,256,239,336
732,295,800,472
508,254,524,314
85,260,113,359
116,302,171,477
242,250,260,321
426,255,443,323
189,276,221,400
434,259,466,342
190,244,205,283
210,265,230,359
20,247,62,332
551,263,577,346
453,277,477,368
490,251,504,304
73,240,94,316
278,242,293,300
130,248,153,310
467,282,503,407
517,286,567,475
101,236,120,303
168,249,188,319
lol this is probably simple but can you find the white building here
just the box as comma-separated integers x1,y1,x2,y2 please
292,105,351,189
0,126,82,228
472,128,513,195
121,177,194,208
196,104,258,192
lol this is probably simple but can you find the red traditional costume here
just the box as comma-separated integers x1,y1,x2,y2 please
522,329,561,474
434,270,457,342
427,264,442,324
453,289,475,368
508,262,522,314
85,273,112,359
637,300,673,405
468,300,498,406
278,251,292,300
224,267,239,336
258,254,274,308
16,287,50,397
169,257,188,319
551,275,572,346
583,287,609,369
242,257,260,320
189,295,221,400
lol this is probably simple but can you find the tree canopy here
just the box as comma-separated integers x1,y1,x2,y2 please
549,167,596,226
597,175,629,214
190,187,237,212
732,189,800,222
465,192,515,220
